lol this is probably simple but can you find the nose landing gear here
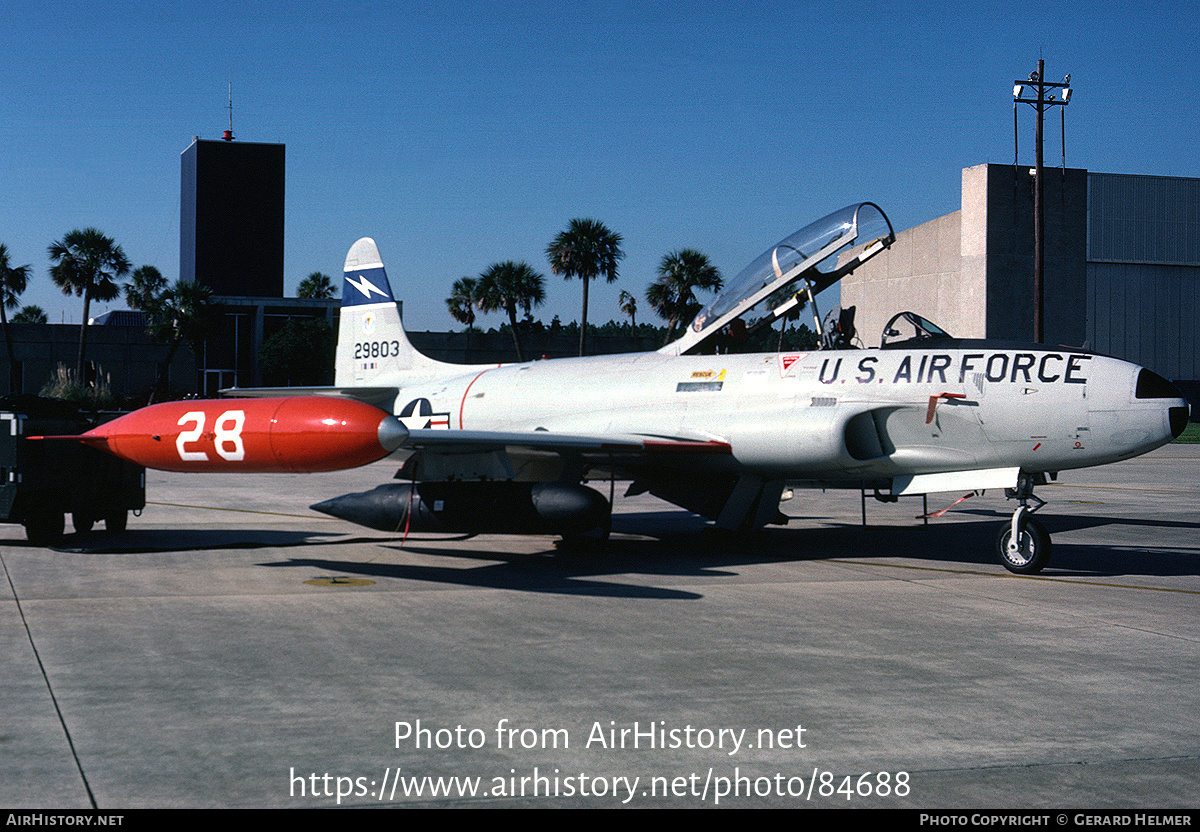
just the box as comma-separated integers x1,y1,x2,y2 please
998,474,1051,574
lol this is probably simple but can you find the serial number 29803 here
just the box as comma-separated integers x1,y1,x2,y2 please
354,341,401,359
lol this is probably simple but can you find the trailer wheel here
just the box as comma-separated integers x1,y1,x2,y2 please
105,511,128,533
72,513,95,533
25,507,65,545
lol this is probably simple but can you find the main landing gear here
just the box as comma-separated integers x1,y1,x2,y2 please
997,474,1051,574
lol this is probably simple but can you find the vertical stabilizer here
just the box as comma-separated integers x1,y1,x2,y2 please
335,238,454,386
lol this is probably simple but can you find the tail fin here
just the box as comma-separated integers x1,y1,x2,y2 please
334,238,457,386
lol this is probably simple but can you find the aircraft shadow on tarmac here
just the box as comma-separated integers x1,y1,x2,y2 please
45,528,350,555
616,508,1200,578
253,507,1200,598
39,507,1200,587
809,509,1200,578
948,507,1200,574
262,555,706,600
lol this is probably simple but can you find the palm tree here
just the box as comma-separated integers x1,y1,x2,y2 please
298,272,337,299
0,243,32,390
12,306,48,324
475,262,545,362
446,277,478,330
546,218,624,357
124,265,167,312
646,248,723,346
446,276,478,358
618,289,637,329
48,228,131,379
127,276,220,402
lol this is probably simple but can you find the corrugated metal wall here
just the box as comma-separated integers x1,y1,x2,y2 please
1089,173,1200,265
1087,173,1200,380
1087,262,1200,379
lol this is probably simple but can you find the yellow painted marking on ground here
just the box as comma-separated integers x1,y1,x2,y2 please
305,576,375,587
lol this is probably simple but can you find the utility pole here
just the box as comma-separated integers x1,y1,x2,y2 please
1014,59,1072,343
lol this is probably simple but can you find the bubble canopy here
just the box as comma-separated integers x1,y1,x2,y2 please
662,202,894,355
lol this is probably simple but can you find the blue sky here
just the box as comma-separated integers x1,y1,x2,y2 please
2,1,1195,332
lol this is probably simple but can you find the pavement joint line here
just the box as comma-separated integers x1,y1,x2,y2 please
0,552,98,809
1057,483,1200,495
825,558,1200,594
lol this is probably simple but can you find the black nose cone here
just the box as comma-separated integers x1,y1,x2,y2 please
1170,406,1190,439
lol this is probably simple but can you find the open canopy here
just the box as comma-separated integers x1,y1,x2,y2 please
660,202,894,354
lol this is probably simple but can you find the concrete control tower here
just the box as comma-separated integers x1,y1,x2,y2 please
180,136,285,298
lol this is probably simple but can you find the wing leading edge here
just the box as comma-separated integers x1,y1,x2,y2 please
402,428,731,455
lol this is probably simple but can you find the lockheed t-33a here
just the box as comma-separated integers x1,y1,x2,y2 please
286,202,1186,573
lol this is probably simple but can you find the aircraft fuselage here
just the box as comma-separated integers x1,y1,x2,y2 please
385,344,1184,489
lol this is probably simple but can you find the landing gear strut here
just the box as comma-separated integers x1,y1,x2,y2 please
997,474,1051,574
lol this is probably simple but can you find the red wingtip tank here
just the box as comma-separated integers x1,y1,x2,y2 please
41,397,407,473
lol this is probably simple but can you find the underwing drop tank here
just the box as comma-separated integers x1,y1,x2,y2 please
310,481,610,536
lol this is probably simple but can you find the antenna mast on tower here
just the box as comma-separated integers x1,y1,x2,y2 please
223,81,235,141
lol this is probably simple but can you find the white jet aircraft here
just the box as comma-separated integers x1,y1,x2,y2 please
238,203,1190,573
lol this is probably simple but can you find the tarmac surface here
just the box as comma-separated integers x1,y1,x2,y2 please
2,445,1198,809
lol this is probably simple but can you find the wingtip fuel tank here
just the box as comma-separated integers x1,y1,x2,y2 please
41,397,407,473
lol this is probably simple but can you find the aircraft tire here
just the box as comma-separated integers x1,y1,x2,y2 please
997,517,1051,574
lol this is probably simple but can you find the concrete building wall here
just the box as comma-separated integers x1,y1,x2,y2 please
0,323,195,401
842,209,965,347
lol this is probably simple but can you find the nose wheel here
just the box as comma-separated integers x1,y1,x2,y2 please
998,476,1051,574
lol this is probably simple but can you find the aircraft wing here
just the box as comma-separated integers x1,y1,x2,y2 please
393,427,731,482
